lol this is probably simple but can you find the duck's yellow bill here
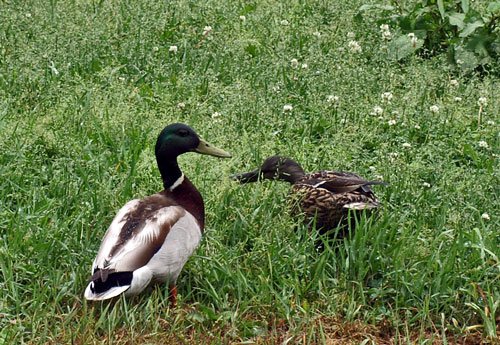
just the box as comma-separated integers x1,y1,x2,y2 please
195,138,231,158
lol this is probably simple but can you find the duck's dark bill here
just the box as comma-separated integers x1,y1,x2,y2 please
231,170,260,183
195,138,231,158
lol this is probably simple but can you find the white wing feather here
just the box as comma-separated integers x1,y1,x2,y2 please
92,203,184,273
91,199,140,273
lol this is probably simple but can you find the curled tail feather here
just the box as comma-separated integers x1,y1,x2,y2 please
84,271,133,300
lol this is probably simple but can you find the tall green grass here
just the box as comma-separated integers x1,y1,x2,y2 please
1,0,498,343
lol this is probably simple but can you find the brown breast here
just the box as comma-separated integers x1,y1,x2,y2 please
168,176,205,230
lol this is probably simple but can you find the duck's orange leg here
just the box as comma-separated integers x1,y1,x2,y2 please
168,283,177,307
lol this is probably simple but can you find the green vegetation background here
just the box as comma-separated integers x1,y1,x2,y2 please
0,0,498,343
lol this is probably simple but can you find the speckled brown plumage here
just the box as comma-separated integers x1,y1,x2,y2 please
232,156,385,238
290,171,381,235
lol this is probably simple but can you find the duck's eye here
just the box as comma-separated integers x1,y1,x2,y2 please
177,129,189,137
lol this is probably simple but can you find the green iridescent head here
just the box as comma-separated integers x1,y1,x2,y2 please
155,123,231,159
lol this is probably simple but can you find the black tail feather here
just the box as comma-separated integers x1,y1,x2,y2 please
90,271,133,294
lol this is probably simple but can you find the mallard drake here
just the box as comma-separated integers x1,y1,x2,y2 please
232,156,385,237
84,123,231,305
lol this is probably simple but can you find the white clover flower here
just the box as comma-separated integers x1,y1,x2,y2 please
211,111,221,119
381,92,393,102
118,76,125,82
371,106,383,116
280,19,289,26
429,105,439,113
301,63,308,69
239,15,246,22
375,174,384,180
48,61,59,75
478,140,489,149
152,46,159,52
26,13,32,18
486,120,495,125
481,213,490,221
203,26,212,35
347,32,356,39
414,124,421,130
169,45,178,53
177,102,186,109
290,58,299,68
422,182,431,188
454,97,462,102
450,79,459,87
369,166,376,171
327,95,339,104
388,152,399,158
348,40,362,53
408,32,418,46
283,104,293,112
402,142,412,148
313,31,321,38
380,24,392,41
478,97,488,107
388,119,397,126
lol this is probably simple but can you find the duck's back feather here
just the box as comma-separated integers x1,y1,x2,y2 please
290,171,382,233
297,171,385,194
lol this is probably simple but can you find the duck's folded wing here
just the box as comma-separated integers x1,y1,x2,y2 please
91,203,186,276
89,199,140,274
302,171,386,194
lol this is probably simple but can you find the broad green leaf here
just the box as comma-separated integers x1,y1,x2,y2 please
466,33,490,57
491,37,500,55
453,45,479,71
461,0,469,14
463,144,479,164
387,33,425,60
487,2,500,14
459,20,484,38
448,12,465,30
437,0,445,19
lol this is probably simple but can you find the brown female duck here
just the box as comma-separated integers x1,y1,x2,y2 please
232,156,385,237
